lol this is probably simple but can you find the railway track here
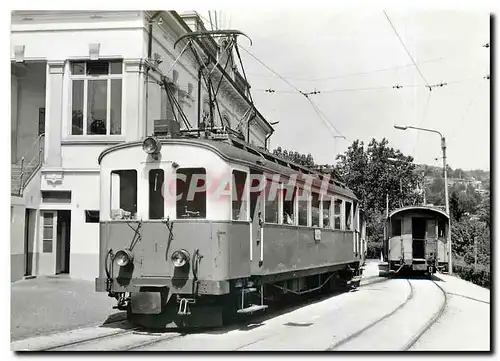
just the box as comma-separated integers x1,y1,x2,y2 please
14,271,448,351
403,279,448,350
325,275,448,351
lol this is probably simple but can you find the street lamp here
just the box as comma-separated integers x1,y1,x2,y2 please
394,124,452,274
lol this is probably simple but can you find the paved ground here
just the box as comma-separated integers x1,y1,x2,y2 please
11,261,490,351
11,276,124,341
409,272,490,351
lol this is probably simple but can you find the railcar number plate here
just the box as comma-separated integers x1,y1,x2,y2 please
314,229,321,242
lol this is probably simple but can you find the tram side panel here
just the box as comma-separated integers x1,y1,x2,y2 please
252,225,355,277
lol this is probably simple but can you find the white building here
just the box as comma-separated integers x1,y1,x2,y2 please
10,10,274,282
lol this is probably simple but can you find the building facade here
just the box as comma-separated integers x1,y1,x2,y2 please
10,10,273,282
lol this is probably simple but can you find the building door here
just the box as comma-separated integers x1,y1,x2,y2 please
56,210,71,274
412,218,426,259
24,209,36,276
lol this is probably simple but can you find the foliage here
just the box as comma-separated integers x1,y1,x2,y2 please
335,138,424,215
452,261,490,289
272,146,315,167
451,219,490,267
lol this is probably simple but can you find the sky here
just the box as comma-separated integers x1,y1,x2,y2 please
203,9,490,171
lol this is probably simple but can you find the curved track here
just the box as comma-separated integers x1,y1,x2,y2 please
403,278,448,350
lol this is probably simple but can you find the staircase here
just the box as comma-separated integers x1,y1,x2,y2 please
11,134,45,197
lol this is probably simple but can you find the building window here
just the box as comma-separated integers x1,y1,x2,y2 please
70,60,123,136
232,170,248,220
42,213,54,253
149,169,164,220
176,168,206,219
334,199,343,230
392,218,402,236
345,201,353,230
298,188,309,226
282,185,296,225
85,210,100,223
322,196,332,228
311,193,320,227
110,170,137,219
264,179,278,223
38,108,45,136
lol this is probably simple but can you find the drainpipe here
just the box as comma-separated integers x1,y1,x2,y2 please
197,67,202,137
265,128,274,151
246,108,256,144
145,11,162,137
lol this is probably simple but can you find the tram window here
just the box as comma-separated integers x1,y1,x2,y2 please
282,186,296,225
298,188,309,226
334,199,342,230
249,172,263,220
110,170,137,219
345,202,352,230
392,218,402,236
438,219,446,237
312,193,320,227
176,168,206,219
149,169,164,220
264,179,278,223
322,197,332,228
232,170,248,220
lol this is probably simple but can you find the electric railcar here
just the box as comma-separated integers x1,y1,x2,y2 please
384,206,450,275
95,131,366,328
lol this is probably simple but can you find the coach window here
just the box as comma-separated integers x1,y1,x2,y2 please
392,218,402,236
282,185,296,225
250,172,264,221
345,201,353,230
438,218,446,238
264,179,278,223
311,193,320,227
176,168,206,219
322,196,332,228
333,198,342,230
232,170,248,220
110,170,137,219
298,188,309,226
149,169,164,220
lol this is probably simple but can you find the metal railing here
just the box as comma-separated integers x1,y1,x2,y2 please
13,133,45,196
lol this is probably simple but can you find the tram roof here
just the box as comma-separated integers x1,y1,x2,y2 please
388,205,449,220
98,135,357,199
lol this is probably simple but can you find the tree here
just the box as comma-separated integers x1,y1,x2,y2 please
335,138,424,258
272,146,316,167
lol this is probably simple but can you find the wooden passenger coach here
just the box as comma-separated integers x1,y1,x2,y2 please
384,206,450,275
95,133,366,328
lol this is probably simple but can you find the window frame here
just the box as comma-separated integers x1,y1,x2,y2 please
69,60,124,137
345,200,354,231
321,194,333,229
175,167,207,219
110,169,138,219
333,197,344,230
231,169,250,221
297,187,310,227
281,184,297,226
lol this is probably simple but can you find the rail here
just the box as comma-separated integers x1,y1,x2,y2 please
14,133,45,196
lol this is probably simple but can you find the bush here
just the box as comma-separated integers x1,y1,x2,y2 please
366,241,383,259
453,263,490,289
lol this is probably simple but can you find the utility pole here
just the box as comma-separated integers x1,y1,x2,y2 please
474,235,477,271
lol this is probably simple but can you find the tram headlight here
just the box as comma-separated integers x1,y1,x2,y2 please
114,249,134,267
142,136,162,154
171,249,190,268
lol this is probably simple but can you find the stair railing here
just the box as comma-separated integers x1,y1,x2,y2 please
15,133,45,195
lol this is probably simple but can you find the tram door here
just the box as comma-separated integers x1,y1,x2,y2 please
249,171,264,274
